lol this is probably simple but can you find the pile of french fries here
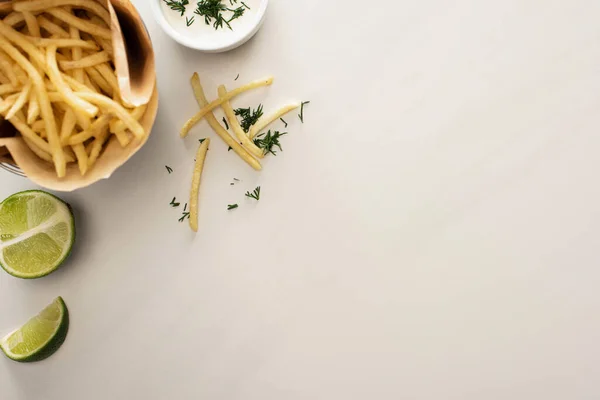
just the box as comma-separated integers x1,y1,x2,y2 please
183,72,300,232
0,0,147,178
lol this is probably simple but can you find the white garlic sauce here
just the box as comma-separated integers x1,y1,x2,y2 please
160,0,263,48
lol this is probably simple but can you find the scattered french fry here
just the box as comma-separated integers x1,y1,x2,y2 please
189,138,210,233
217,85,264,159
181,76,274,138
189,73,261,171
248,103,300,139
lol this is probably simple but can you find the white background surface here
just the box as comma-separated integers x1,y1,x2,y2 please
1,0,600,399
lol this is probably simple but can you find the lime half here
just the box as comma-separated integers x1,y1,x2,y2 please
0,296,69,362
0,190,75,279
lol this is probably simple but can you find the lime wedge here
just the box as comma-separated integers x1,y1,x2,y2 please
0,190,75,279
0,296,69,362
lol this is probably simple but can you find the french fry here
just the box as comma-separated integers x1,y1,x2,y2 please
87,124,110,167
46,45,98,117
0,36,66,176
0,84,18,96
112,129,131,147
6,114,52,153
94,63,119,97
5,81,31,120
31,119,46,133
66,113,111,145
77,92,145,138
85,66,112,95
217,85,264,159
2,12,25,28
25,37,99,50
27,90,40,124
181,76,274,138
189,138,210,232
0,6,147,177
71,142,88,175
0,50,19,86
248,103,300,139
69,25,85,83
59,50,110,70
83,71,100,92
109,104,145,133
46,8,112,39
37,15,70,37
0,97,17,116
60,108,76,141
0,70,9,84
189,73,261,171
22,11,41,38
13,0,111,26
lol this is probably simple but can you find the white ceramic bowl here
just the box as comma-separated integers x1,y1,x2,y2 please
151,0,269,53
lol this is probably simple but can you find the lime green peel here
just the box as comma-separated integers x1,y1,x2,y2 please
0,190,75,279
0,297,69,362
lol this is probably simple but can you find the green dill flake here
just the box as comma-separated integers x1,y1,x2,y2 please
178,212,190,222
234,104,263,133
194,0,247,30
163,0,189,16
165,165,173,174
253,130,287,156
245,186,261,201
227,204,239,210
298,101,310,123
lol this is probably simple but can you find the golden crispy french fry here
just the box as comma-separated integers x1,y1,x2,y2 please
60,108,76,140
83,71,100,92
181,76,274,138
27,90,40,124
25,36,98,50
189,73,261,171
52,98,91,129
46,45,98,117
0,84,19,95
22,137,54,162
68,25,85,83
2,12,25,27
6,114,52,153
94,62,119,97
71,143,88,175
14,0,111,26
0,50,19,86
217,85,264,159
0,36,66,176
85,66,112,95
46,8,111,39
0,70,9,84
37,15,70,37
66,113,111,145
87,124,109,167
248,103,300,139
113,129,131,147
22,11,41,37
31,119,46,132
5,81,31,120
59,50,110,70
109,103,145,133
0,93,19,114
189,138,210,232
76,92,145,138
